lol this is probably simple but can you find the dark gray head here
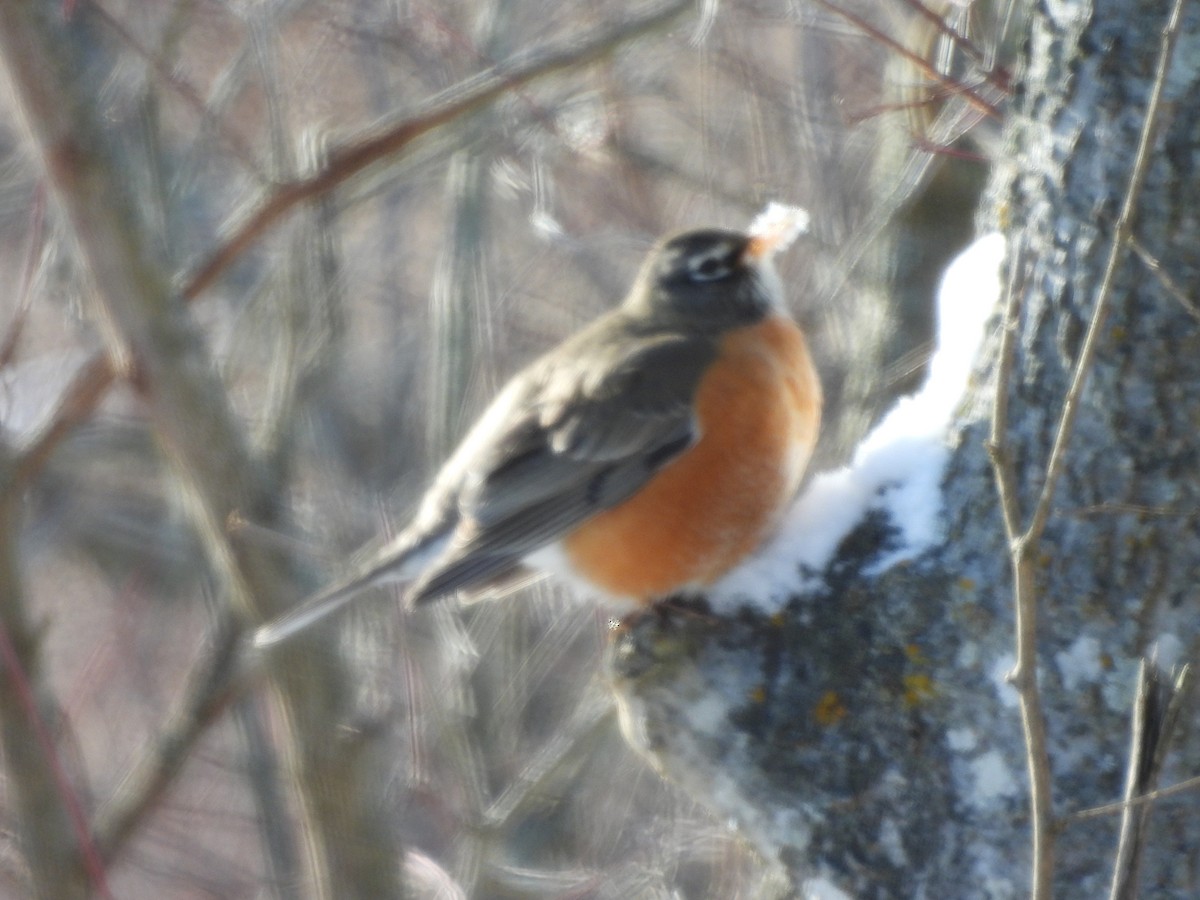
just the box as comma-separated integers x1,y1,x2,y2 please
624,228,786,330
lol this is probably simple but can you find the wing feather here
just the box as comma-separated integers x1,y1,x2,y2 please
410,323,717,602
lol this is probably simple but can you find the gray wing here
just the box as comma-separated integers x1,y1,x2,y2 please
407,322,718,603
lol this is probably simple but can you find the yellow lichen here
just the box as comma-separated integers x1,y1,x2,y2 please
814,691,847,726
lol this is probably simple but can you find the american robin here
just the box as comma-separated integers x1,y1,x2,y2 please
254,207,821,647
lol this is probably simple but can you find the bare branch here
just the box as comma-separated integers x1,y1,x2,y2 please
180,0,695,302
1068,772,1200,823
986,241,1057,898
91,618,248,863
0,450,111,900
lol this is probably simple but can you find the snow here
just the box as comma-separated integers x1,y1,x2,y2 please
879,817,909,867
1150,631,1185,671
709,233,1007,611
1054,634,1102,691
803,876,855,900
947,727,978,752
747,202,811,254
969,749,1020,803
0,349,92,440
989,652,1020,709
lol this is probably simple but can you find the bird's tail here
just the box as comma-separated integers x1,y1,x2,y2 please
251,530,442,649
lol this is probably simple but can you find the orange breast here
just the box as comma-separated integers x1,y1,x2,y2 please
562,314,821,601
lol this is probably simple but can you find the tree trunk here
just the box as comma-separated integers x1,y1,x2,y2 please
611,0,1200,896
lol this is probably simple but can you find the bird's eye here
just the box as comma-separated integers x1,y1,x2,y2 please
686,254,732,282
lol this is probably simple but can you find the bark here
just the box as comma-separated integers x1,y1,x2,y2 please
611,0,1200,896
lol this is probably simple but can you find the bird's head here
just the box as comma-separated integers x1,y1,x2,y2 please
625,221,800,330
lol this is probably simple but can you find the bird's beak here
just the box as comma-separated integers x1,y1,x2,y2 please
742,233,780,262
742,204,810,262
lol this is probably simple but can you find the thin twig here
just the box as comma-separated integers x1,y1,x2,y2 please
846,75,997,132
811,0,1002,121
180,0,693,302
1068,771,1200,823
0,623,113,898
1128,234,1200,322
897,0,1011,91
1068,501,1197,519
986,241,1057,898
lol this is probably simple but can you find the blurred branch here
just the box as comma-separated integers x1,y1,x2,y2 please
483,693,614,828
897,0,1011,90
235,694,303,900
1068,770,1200,822
0,5,407,896
13,356,116,486
0,447,110,900
1108,663,1192,900
91,616,246,863
811,0,1002,120
249,18,343,478
0,183,44,370
181,0,695,301
91,4,264,178
2,0,694,499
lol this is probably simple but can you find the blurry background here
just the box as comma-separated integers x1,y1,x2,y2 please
0,0,1015,896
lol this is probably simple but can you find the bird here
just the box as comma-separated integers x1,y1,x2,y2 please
254,207,821,648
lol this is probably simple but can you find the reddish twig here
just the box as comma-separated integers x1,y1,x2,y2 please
812,0,1002,120
897,0,1011,91
0,184,45,370
0,625,113,899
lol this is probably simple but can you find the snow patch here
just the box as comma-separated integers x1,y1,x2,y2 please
803,876,854,900
970,749,1019,803
1149,631,1185,671
747,202,811,254
989,653,1020,709
879,817,908,867
947,727,978,752
1055,635,1102,691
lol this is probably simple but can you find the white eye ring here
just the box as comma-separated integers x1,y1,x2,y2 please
686,253,732,282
